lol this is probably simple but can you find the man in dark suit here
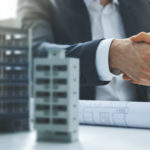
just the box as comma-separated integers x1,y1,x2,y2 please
18,0,150,101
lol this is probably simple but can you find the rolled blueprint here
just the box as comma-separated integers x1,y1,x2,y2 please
79,100,150,128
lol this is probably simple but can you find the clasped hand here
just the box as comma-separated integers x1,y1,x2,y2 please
109,32,150,86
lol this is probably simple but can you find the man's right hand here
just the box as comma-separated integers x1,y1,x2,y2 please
109,36,150,86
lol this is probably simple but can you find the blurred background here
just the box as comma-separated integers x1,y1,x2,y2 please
0,0,20,28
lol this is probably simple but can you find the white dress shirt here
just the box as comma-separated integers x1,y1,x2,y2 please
84,0,139,101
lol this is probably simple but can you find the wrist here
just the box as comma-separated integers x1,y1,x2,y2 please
109,39,122,72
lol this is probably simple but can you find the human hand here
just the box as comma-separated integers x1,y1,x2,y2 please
122,32,150,85
109,35,150,86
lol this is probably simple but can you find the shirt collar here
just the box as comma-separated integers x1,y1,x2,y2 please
114,0,119,5
84,0,119,7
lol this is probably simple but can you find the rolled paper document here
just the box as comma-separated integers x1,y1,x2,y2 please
79,100,150,128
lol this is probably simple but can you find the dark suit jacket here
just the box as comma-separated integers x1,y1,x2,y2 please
18,0,150,101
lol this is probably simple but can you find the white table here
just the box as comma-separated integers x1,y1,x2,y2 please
0,125,150,150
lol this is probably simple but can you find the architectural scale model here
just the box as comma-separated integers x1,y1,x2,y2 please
33,49,79,142
0,27,31,132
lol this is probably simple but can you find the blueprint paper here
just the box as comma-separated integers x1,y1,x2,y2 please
79,100,150,128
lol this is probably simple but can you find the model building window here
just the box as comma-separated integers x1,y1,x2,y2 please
53,92,67,98
53,79,67,85
36,79,50,84
36,65,50,71
36,91,50,98
36,118,50,124
36,105,50,111
53,118,67,125
53,65,67,71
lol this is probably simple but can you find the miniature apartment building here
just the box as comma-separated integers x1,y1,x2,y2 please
33,49,79,142
0,27,31,132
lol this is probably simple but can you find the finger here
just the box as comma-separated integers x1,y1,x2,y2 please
122,74,131,80
130,32,144,41
130,32,145,42
130,80,150,86
130,32,150,43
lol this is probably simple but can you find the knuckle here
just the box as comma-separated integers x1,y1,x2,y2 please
136,76,141,81
139,32,145,36
135,72,143,81
141,54,147,60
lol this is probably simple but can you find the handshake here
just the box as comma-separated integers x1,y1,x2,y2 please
109,32,150,86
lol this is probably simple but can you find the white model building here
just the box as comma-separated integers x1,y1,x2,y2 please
33,48,79,142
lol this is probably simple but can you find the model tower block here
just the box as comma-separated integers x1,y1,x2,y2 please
33,49,79,142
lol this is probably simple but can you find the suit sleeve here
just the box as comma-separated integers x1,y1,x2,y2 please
18,0,109,86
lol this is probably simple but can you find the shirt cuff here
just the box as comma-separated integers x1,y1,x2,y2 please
96,39,116,81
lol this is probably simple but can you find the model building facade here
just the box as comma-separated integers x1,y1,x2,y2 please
0,27,30,131
33,49,79,142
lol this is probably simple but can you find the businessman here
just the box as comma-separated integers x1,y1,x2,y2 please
18,0,150,101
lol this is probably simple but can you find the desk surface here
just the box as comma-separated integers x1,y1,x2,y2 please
0,125,150,150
